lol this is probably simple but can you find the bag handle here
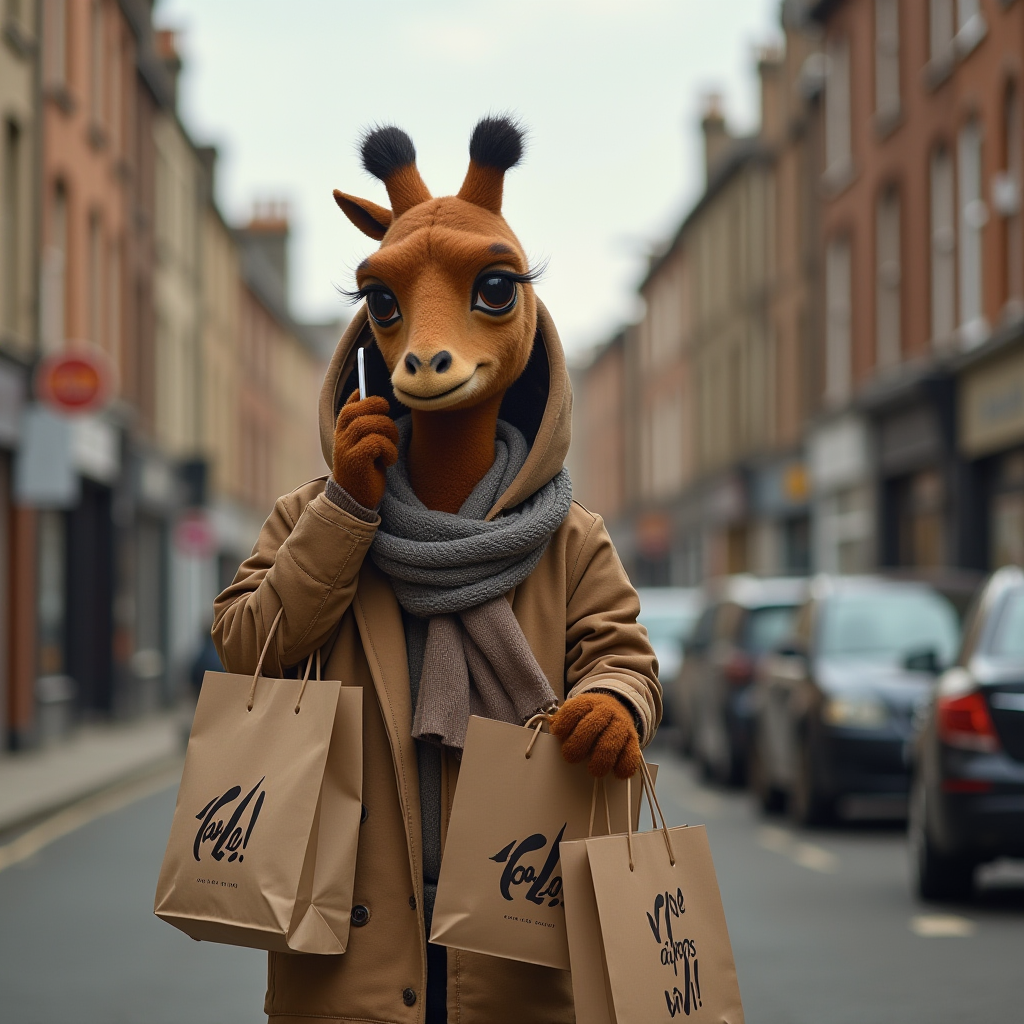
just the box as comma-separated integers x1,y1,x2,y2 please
246,607,323,714
625,760,677,872
523,710,557,759
588,777,613,839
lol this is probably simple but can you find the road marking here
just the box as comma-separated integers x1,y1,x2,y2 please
910,914,976,938
0,761,181,875
757,825,839,874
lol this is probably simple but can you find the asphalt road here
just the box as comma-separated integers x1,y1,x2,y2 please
0,746,1021,1023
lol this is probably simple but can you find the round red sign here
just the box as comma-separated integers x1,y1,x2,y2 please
36,349,111,414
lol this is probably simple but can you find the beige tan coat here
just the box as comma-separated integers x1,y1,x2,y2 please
213,303,661,1023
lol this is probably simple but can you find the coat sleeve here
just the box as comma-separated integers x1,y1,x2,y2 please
212,481,378,678
563,506,662,746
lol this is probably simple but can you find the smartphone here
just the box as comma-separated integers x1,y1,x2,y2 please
357,347,367,401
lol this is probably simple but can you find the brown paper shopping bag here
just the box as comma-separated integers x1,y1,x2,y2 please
154,609,363,954
430,714,651,971
562,764,744,1023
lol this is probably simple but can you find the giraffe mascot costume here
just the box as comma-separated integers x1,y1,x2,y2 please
213,116,661,1024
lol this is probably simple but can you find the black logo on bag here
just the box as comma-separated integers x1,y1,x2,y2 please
193,778,266,864
489,824,566,909
647,887,702,1016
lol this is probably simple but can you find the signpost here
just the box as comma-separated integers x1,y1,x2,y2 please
35,349,112,415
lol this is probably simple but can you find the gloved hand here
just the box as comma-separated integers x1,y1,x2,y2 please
551,692,642,779
332,390,399,509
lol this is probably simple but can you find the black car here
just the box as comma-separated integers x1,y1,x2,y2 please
909,566,1024,900
750,576,961,825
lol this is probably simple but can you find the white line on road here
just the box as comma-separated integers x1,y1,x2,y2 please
0,762,182,875
757,825,839,874
910,914,976,938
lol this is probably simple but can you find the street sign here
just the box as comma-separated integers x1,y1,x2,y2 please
35,349,112,415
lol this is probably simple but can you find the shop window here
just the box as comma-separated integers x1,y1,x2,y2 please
876,184,901,371
874,0,900,121
930,146,956,344
958,119,988,347
825,34,852,180
898,470,946,568
992,450,1024,568
826,235,852,404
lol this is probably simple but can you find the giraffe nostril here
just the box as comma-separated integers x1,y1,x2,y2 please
404,353,421,375
431,351,452,374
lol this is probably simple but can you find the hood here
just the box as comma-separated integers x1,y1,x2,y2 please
319,299,572,521
817,657,934,710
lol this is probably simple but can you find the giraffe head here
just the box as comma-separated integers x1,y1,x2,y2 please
334,116,537,412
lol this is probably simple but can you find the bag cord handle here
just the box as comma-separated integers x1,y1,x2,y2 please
293,648,320,714
588,777,613,839
247,608,285,711
625,760,677,871
523,709,557,759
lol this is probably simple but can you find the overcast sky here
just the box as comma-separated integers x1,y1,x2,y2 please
154,0,780,358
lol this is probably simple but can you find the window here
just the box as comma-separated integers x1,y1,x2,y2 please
826,236,852,404
2,120,20,335
825,35,852,178
930,146,956,343
88,211,102,348
874,0,900,120
930,0,954,62
876,185,901,371
958,119,987,346
90,1,104,125
108,240,121,369
44,0,67,88
998,83,1023,317
41,181,67,352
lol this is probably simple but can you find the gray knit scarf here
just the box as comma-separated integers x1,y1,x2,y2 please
370,415,573,753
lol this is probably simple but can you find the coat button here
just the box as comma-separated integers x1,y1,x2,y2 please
408,895,416,910
360,804,368,823
351,905,370,927
402,988,417,1006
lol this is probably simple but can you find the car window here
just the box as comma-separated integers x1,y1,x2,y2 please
690,607,716,649
741,605,799,655
988,588,1024,661
714,603,741,642
820,589,960,664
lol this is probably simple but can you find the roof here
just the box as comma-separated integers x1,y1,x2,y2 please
639,135,771,292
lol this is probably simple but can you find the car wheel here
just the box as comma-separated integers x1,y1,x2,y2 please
909,774,975,902
790,735,834,827
749,731,785,814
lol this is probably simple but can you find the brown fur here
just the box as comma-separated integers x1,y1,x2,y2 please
333,121,640,773
551,693,642,779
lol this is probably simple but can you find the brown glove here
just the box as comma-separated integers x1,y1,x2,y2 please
550,692,642,779
332,390,399,509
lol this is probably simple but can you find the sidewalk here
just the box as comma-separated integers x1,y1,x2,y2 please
0,713,185,835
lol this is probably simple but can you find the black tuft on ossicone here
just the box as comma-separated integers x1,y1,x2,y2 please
468,115,525,171
360,125,417,181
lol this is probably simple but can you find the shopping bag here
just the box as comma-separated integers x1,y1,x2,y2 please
562,763,744,1023
430,713,652,971
154,608,363,954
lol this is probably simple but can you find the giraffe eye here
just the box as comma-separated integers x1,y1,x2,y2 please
366,288,400,325
473,274,517,315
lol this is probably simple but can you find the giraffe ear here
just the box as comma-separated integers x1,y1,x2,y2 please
333,189,393,241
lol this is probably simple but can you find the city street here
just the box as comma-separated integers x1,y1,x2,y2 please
0,745,1022,1023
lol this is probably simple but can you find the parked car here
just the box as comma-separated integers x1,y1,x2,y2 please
750,576,961,825
908,565,1024,900
673,575,807,784
635,587,701,724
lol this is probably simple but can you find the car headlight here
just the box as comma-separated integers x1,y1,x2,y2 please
823,696,889,728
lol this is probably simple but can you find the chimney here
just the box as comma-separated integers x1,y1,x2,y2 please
701,93,731,183
155,29,183,110
757,45,785,145
239,200,292,302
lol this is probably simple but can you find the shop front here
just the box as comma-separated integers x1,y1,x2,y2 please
808,413,875,574
960,342,1024,569
749,454,811,576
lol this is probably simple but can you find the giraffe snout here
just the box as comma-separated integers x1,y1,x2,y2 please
403,350,452,375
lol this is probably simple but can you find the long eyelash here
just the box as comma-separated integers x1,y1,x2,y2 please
477,261,548,287
337,284,383,306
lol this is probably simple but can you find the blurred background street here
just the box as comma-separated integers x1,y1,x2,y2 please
1,0,1024,1019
